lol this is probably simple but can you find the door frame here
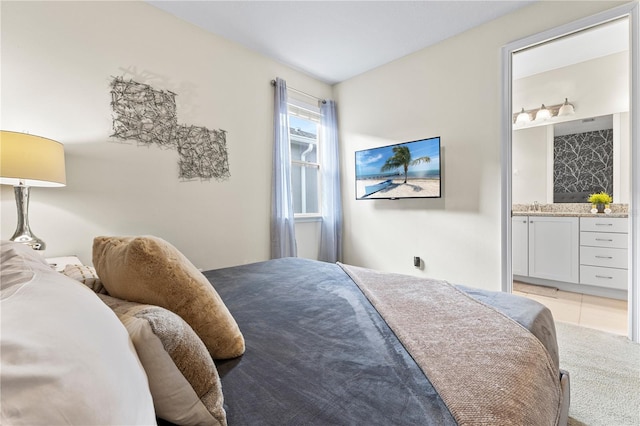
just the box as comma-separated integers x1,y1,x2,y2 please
500,2,640,342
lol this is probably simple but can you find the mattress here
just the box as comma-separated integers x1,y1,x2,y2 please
203,257,565,425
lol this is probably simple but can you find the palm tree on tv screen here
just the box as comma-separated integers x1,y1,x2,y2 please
380,145,431,183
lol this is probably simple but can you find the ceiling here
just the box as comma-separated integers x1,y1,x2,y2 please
146,0,536,84
513,16,629,80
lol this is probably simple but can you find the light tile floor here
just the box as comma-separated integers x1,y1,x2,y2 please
514,281,628,336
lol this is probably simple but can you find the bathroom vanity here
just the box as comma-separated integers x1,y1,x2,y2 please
512,204,629,300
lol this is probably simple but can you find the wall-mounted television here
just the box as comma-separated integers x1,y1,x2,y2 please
355,136,441,200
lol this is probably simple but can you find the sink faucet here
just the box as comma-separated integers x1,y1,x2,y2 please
531,201,540,212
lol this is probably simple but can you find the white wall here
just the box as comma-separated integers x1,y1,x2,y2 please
513,51,629,128
618,112,631,202
295,220,321,260
0,1,331,268
334,1,623,290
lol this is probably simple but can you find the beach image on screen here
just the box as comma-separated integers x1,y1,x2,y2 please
355,137,441,199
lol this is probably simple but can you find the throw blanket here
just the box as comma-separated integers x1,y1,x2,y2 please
340,263,563,426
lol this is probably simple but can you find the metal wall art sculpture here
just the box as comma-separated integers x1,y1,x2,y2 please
110,76,230,181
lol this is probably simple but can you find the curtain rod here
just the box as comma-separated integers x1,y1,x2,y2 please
270,79,326,104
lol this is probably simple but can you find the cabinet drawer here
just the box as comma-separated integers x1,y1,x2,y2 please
580,217,628,233
580,265,628,290
580,231,628,249
580,246,628,269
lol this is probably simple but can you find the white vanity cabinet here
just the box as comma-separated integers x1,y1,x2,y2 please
512,212,628,296
579,217,628,290
512,216,529,276
528,216,580,283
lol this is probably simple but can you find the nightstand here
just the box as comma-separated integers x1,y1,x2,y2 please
46,256,83,272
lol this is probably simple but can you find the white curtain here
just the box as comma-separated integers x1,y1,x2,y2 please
270,78,297,258
318,100,343,263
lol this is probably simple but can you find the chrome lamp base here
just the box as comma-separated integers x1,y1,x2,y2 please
10,185,46,251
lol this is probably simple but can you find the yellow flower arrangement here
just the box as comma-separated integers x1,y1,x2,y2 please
587,191,612,205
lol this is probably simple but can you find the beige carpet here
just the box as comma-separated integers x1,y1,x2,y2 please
555,322,640,426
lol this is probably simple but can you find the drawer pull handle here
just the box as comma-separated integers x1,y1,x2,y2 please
595,238,613,242
595,223,613,226
595,275,613,279
595,256,613,259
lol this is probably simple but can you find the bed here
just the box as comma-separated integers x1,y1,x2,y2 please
203,257,570,426
1,238,569,425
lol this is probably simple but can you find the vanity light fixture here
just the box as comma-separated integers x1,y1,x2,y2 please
512,98,576,125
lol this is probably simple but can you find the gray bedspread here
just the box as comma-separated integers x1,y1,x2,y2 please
203,258,559,426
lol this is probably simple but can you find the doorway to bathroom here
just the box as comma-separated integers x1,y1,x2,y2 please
501,3,639,341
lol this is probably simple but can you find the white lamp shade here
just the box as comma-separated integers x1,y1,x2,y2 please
515,108,531,124
535,105,551,121
558,98,575,116
0,131,66,187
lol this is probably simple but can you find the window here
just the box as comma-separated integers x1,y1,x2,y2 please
288,100,321,218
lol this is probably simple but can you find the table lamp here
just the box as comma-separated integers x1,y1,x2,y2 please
0,131,66,250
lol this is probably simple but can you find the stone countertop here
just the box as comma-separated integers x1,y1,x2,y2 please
512,211,628,218
512,203,629,218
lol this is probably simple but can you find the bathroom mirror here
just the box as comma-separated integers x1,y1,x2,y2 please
512,113,630,205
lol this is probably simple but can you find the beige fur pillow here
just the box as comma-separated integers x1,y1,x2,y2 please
93,236,244,359
98,295,227,426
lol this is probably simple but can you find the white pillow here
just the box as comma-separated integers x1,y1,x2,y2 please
62,263,107,294
98,294,227,425
0,241,156,425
